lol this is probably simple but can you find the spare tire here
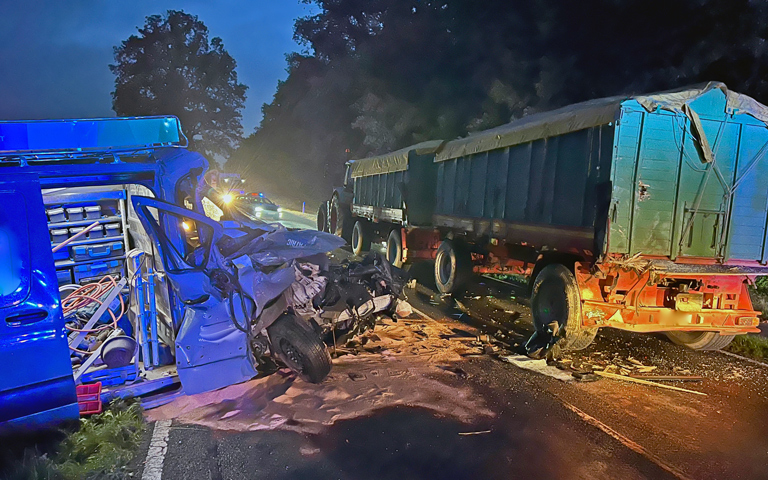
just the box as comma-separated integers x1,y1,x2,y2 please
268,313,331,383
665,331,734,351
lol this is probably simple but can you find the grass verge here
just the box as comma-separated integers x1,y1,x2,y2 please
1,400,145,480
726,334,768,362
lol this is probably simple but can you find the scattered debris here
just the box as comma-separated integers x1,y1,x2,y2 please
594,371,707,396
572,371,600,382
437,365,469,378
498,355,575,382
628,375,703,383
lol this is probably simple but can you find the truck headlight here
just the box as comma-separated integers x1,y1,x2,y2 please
222,193,233,204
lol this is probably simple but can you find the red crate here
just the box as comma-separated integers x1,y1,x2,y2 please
76,382,102,416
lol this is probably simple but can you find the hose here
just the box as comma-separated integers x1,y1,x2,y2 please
61,275,126,353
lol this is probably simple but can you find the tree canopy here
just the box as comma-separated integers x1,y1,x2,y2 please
110,10,247,158
226,0,768,208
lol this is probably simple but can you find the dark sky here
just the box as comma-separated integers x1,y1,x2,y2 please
0,0,318,133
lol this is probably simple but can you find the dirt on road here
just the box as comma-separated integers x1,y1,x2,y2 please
140,271,768,480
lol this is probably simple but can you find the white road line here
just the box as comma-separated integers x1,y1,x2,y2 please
560,401,692,480
142,419,172,480
717,349,768,368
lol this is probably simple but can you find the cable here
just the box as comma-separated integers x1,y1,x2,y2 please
62,275,127,353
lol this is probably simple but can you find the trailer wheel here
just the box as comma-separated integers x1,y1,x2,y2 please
531,264,596,351
317,202,328,232
351,220,371,256
386,229,404,268
268,313,331,383
665,331,735,351
434,239,472,294
330,195,352,241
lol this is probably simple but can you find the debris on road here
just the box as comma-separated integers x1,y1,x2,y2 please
594,371,707,396
628,375,703,383
498,355,575,382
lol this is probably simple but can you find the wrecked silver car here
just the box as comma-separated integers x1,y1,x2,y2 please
132,195,407,393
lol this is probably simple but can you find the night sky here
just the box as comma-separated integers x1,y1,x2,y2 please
0,0,318,132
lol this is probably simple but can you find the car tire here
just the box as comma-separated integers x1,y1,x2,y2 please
530,264,596,351
351,220,371,256
267,313,331,383
386,229,404,268
434,239,472,294
665,331,735,351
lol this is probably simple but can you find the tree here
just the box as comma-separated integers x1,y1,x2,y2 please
110,10,247,158
227,0,768,208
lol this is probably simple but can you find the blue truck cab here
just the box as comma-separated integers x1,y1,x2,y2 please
0,116,208,433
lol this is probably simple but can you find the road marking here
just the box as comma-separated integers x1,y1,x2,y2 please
560,401,692,480
142,419,172,480
717,349,768,368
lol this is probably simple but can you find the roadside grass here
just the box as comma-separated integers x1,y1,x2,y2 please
729,277,768,361
726,334,768,362
2,400,145,480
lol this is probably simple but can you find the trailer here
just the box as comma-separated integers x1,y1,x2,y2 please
326,82,768,351
319,140,444,267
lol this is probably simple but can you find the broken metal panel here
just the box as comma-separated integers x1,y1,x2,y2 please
627,110,682,256
609,108,643,253
175,300,257,395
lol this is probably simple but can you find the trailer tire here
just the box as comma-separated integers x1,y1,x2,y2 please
317,203,328,232
434,239,472,294
531,264,596,351
665,331,735,351
330,195,352,241
351,220,371,256
268,313,331,383
386,229,404,268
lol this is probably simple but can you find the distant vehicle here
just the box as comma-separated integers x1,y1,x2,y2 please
234,193,283,219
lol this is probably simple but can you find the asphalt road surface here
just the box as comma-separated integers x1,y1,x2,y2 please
131,250,768,480
239,207,317,230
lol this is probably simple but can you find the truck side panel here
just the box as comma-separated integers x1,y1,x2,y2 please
609,90,768,263
729,123,768,261
435,127,613,236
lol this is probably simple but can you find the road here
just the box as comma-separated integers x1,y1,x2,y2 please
237,207,317,231
131,251,768,480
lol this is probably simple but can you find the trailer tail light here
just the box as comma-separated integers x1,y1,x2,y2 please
736,316,759,327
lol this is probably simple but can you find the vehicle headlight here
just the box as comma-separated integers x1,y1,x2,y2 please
222,193,233,204
181,221,190,231
277,207,283,213
255,206,263,212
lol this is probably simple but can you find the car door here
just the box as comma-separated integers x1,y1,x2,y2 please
0,173,79,433
130,196,258,394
